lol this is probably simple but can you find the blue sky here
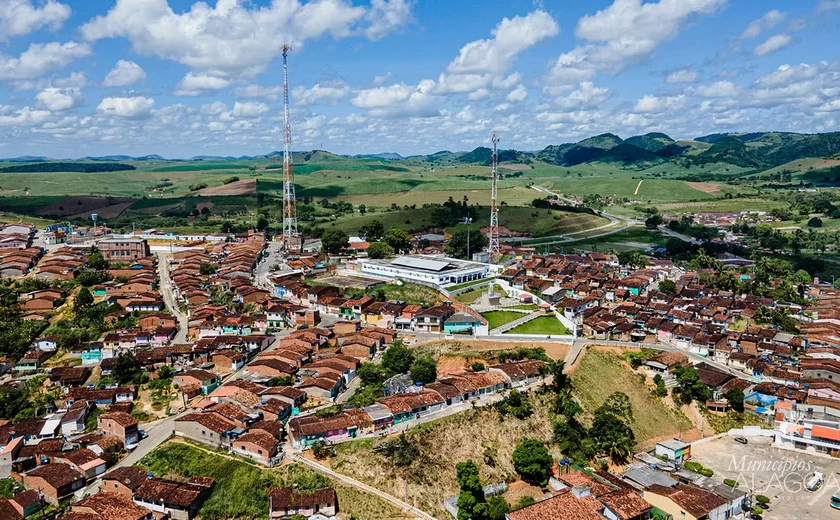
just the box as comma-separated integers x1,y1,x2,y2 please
0,0,839,158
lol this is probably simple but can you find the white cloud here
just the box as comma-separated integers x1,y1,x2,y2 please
81,0,403,77
96,96,155,119
446,10,558,76
696,80,739,98
174,72,230,96
0,41,91,80
352,79,438,118
233,84,283,101
456,105,475,122
467,88,490,100
755,64,819,87
364,0,412,40
632,94,685,113
492,72,521,90
232,101,269,118
0,105,51,126
494,103,509,112
565,82,612,108
35,87,81,111
547,0,725,85
200,101,227,115
666,68,698,84
293,81,350,105
818,1,840,11
372,72,393,86
753,34,793,57
740,10,786,40
103,60,146,87
506,85,528,102
0,0,71,41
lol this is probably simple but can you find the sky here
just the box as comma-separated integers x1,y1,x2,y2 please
0,0,839,159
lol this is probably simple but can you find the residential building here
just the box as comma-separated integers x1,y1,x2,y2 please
268,487,337,519
97,238,150,262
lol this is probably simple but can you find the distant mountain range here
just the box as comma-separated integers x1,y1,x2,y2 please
3,131,839,171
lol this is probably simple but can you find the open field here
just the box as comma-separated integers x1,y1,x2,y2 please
571,348,694,449
139,441,408,520
481,310,527,329
197,178,257,196
335,186,539,207
411,340,569,362
504,316,570,335
327,393,559,518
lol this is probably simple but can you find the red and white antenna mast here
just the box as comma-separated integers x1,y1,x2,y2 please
489,131,500,259
281,44,298,250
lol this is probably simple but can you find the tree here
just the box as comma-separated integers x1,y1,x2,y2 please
658,279,677,295
673,364,712,404
157,365,173,379
808,217,823,228
471,361,485,372
445,227,488,259
486,495,509,520
456,460,486,520
366,242,394,259
652,374,667,397
267,376,293,387
645,214,663,229
410,355,437,384
359,220,384,242
385,227,412,253
726,386,745,413
74,287,94,313
381,344,415,375
512,438,553,486
512,496,536,511
591,406,635,462
357,363,386,385
87,250,109,270
358,204,366,214
113,352,142,385
320,230,349,254
256,216,269,231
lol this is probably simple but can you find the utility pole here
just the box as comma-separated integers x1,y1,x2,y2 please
463,217,473,260
281,45,298,251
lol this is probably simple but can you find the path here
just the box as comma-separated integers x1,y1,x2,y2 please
155,251,188,343
488,310,543,335
634,180,643,195
292,454,438,520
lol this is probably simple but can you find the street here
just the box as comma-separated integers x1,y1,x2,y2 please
155,251,189,344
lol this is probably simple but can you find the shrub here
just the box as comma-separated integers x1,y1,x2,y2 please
723,478,739,488
755,495,770,505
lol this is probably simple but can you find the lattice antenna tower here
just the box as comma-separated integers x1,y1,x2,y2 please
489,131,500,258
281,44,298,249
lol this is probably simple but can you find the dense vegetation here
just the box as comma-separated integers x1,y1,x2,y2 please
0,162,135,173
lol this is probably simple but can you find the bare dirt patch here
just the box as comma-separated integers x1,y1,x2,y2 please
37,196,135,217
810,159,840,170
685,181,721,194
198,178,256,196
68,200,135,219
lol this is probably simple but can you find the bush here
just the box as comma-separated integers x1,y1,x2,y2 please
755,495,770,505
723,478,739,488
471,361,485,372
311,440,334,459
223,176,240,184
381,433,418,467
684,461,714,477
189,183,208,191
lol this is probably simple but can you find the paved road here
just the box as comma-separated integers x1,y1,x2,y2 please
254,240,284,291
155,251,189,343
658,225,703,245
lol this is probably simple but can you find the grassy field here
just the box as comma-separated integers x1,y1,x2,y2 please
564,227,667,252
138,442,407,520
328,393,558,518
481,310,526,329
572,349,693,448
504,316,570,335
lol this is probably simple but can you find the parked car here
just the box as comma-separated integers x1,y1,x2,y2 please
734,437,748,445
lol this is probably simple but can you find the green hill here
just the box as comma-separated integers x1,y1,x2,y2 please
690,136,764,168
624,132,674,153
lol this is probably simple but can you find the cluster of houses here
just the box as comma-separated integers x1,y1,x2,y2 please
287,359,546,449
0,223,41,278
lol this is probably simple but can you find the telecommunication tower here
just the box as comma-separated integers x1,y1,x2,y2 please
281,45,299,250
489,131,500,258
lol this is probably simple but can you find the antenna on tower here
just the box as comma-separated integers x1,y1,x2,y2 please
489,131,500,260
281,44,299,251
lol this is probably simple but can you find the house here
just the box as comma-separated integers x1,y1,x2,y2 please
443,312,486,335
489,360,546,388
100,466,149,497
54,448,106,479
506,481,651,520
132,476,214,520
22,463,85,504
1,489,42,519
643,484,729,520
655,439,692,464
174,369,222,395
268,487,337,519
643,351,689,376
174,412,236,449
231,430,281,466
414,305,454,332
97,411,139,446
71,492,155,520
